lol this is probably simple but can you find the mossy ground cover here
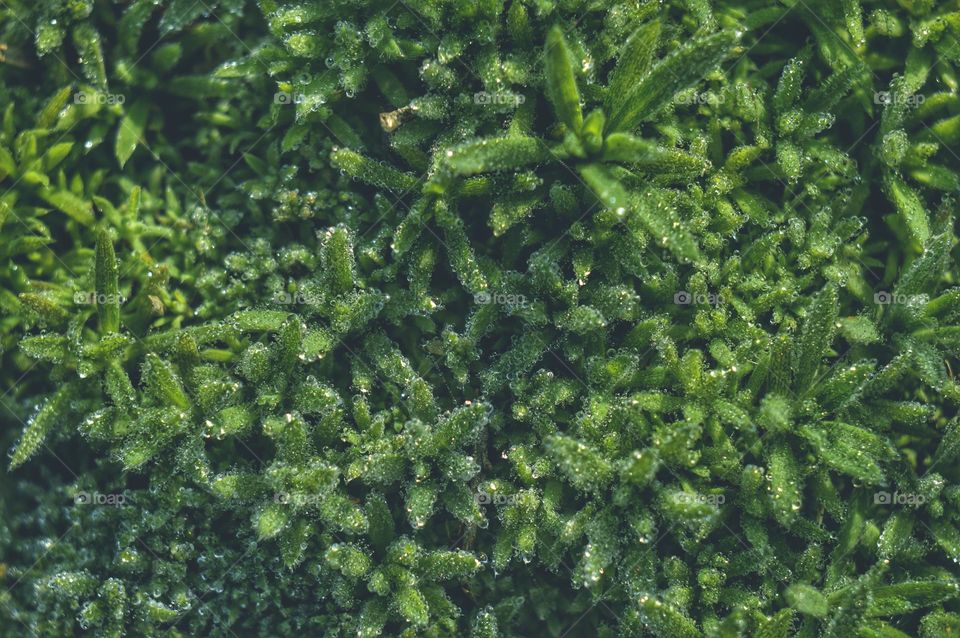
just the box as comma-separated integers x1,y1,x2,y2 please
2,0,960,636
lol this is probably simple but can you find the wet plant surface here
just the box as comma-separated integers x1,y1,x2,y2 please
2,1,960,636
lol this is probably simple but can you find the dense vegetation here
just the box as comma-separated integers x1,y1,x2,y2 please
2,0,960,636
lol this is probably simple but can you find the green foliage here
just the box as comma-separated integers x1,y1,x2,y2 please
2,0,960,636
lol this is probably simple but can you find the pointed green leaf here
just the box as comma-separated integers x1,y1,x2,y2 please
116,102,149,168
803,63,864,113
95,228,120,333
43,142,74,171
143,353,190,410
602,132,711,177
489,193,539,237
10,384,75,469
19,292,70,324
37,86,75,129
0,145,15,179
930,520,960,562
125,186,142,221
119,0,160,53
768,443,802,525
544,25,582,131
331,148,418,191
105,361,137,409
802,425,885,484
895,232,953,298
841,0,865,47
159,0,208,35
774,56,807,114
40,189,95,227
606,21,661,118
870,581,960,616
19,334,68,363
839,315,880,344
580,108,605,154
607,30,736,133
232,310,291,332
72,24,107,88
823,567,886,638
581,164,700,261
793,284,839,393
395,586,429,626
443,136,550,177
933,418,960,466
366,493,395,553
786,584,828,617
546,435,613,492
323,225,356,295
884,173,930,246
878,511,914,560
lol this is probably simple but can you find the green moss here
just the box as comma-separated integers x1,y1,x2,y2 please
2,0,960,636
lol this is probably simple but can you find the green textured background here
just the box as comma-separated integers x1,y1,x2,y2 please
2,0,960,636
